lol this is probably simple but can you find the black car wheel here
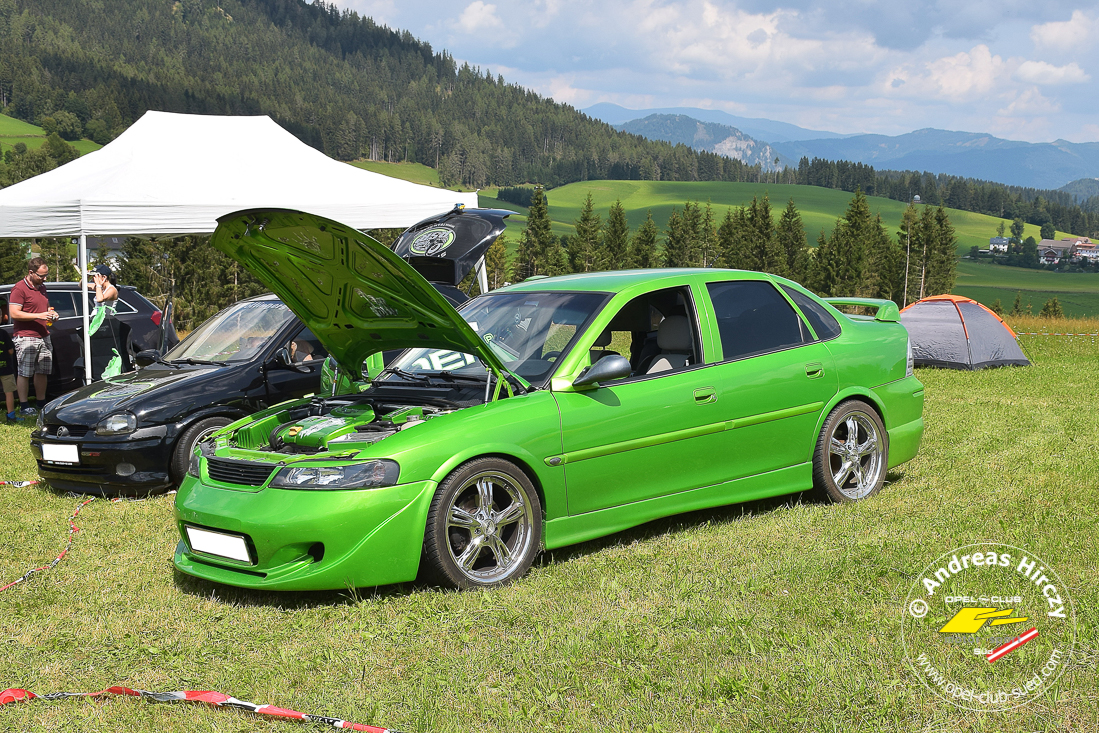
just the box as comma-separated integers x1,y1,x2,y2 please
812,400,888,503
423,457,542,589
171,416,233,486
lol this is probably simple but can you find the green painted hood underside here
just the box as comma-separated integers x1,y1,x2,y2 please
211,209,505,377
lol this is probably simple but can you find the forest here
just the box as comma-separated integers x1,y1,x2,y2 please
2,0,1098,239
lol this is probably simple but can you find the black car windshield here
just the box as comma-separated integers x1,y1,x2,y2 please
164,300,295,363
383,291,608,385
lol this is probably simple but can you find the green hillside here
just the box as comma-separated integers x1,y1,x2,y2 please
472,179,1098,313
0,113,102,156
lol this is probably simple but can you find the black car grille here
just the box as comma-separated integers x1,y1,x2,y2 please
206,457,275,486
45,424,90,438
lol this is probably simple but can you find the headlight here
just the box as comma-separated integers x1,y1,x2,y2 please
906,338,914,377
36,410,46,431
270,460,400,490
96,412,137,436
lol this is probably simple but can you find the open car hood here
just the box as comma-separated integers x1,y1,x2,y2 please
211,209,507,378
393,206,511,286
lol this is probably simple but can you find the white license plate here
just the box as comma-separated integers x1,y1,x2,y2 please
185,526,252,564
42,443,79,465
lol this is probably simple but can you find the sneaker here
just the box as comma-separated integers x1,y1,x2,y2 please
19,406,37,417
5,411,18,422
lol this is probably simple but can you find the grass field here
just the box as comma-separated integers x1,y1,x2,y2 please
0,113,103,157
0,330,1095,731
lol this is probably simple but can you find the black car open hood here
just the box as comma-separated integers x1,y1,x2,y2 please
392,207,511,286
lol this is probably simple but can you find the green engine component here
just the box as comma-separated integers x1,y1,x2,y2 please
275,404,376,449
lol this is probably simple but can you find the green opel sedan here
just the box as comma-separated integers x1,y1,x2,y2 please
173,208,924,591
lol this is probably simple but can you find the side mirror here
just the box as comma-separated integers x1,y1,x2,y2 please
572,355,632,388
135,349,158,367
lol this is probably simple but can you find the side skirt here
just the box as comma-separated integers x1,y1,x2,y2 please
544,462,811,550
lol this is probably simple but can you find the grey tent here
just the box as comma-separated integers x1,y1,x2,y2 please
900,295,1029,370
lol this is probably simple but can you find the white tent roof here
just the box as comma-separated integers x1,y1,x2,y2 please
0,111,477,237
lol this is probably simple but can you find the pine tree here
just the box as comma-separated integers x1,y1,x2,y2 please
864,214,902,302
1039,297,1064,318
808,189,874,297
628,211,658,269
682,201,703,266
603,199,630,270
1010,292,1023,316
745,195,786,275
698,201,717,267
484,235,510,290
568,192,603,272
990,298,1003,316
662,208,692,268
776,198,808,283
898,204,920,306
924,205,958,297
0,238,27,284
512,188,566,280
717,206,751,269
37,238,79,281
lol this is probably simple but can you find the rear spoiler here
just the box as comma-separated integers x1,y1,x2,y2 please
823,297,901,323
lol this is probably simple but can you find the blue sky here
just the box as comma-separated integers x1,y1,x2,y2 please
331,1,1098,143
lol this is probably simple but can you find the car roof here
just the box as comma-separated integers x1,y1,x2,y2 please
497,267,766,294
0,281,139,291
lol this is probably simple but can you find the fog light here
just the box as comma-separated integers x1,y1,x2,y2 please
116,463,136,477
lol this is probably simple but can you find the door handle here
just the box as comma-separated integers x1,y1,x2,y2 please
694,386,717,404
805,362,824,379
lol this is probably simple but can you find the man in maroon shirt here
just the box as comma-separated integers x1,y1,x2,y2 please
8,257,59,416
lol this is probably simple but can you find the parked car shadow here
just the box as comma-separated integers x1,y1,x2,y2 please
173,469,908,608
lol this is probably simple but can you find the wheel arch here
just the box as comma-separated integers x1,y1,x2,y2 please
812,388,889,455
428,448,550,522
167,407,250,446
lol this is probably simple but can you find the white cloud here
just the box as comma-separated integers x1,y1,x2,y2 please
458,1,503,33
1015,60,1090,85
998,87,1057,116
1031,10,1096,48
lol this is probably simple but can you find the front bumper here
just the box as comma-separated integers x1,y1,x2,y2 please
173,476,437,591
31,427,174,494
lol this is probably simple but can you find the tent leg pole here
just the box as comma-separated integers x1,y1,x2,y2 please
475,255,488,294
79,233,92,385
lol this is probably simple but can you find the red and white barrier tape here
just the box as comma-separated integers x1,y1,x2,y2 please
0,495,93,593
1017,332,1098,336
0,479,40,487
0,686,400,731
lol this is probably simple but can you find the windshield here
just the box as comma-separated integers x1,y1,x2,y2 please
164,299,295,363
385,290,608,385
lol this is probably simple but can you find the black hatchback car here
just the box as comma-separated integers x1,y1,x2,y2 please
30,206,510,495
0,281,178,397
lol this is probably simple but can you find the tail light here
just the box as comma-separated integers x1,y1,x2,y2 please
150,309,162,326
906,338,914,377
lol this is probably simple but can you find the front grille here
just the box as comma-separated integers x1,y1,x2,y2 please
206,457,276,486
45,424,90,438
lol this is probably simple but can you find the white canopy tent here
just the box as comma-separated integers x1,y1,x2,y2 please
0,111,480,383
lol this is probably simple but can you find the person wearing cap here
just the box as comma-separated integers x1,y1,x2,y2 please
87,263,119,309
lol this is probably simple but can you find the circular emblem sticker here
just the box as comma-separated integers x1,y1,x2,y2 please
409,227,456,256
902,543,1075,711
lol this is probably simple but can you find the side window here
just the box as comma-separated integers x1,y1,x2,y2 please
706,280,809,361
288,327,328,364
48,291,77,318
87,292,137,313
779,285,842,341
599,286,702,377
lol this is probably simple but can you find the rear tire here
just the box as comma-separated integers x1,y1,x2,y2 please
171,416,232,486
812,400,888,503
423,457,542,589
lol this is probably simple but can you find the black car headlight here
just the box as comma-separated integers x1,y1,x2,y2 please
96,412,137,436
36,409,46,431
270,460,400,490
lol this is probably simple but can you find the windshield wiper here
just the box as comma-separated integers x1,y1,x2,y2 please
170,358,230,367
379,366,430,383
434,370,489,383
150,354,182,369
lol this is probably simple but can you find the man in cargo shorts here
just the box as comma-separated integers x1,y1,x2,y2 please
8,257,58,417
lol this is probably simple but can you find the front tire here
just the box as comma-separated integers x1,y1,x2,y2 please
423,458,542,589
812,400,888,503
170,416,232,486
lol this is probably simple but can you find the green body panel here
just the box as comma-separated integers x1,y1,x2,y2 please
823,297,902,322
174,243,925,590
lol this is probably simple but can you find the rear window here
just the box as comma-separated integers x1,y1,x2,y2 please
707,280,810,361
780,285,842,341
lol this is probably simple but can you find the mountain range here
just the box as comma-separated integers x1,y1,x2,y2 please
585,104,1099,190
614,115,792,171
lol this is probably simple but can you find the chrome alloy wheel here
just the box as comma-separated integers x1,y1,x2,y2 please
827,410,884,500
444,471,535,584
